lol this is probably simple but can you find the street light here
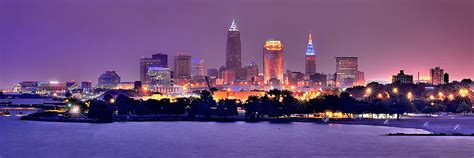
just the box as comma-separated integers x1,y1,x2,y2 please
365,88,372,96
448,94,455,100
392,88,398,94
407,92,413,100
459,89,469,97
377,93,383,99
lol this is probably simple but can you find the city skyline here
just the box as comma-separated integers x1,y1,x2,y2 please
1,0,473,88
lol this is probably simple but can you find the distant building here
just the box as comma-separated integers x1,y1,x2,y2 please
140,53,168,85
443,73,449,84
134,81,142,91
226,20,242,81
356,71,366,86
222,69,236,85
97,71,121,89
147,67,172,87
207,68,219,79
335,57,358,87
116,82,134,90
263,40,284,84
173,54,192,79
288,71,305,86
430,67,444,85
81,81,92,92
309,73,328,88
242,62,259,81
191,58,206,77
392,70,413,84
305,32,316,74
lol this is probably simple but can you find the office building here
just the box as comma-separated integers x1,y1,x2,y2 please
430,67,444,85
173,54,192,79
140,53,168,85
392,70,414,84
263,40,284,84
305,32,316,74
226,20,242,80
335,57,358,87
191,58,206,77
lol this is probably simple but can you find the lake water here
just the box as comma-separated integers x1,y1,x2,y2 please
1,115,474,157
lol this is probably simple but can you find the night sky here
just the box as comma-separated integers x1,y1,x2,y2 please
1,0,472,88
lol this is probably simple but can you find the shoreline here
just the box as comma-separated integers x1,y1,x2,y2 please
20,114,474,135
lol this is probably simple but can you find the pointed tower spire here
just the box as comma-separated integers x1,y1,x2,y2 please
308,31,313,44
229,19,238,31
306,31,315,55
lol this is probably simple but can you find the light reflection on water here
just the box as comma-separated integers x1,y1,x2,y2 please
0,116,473,157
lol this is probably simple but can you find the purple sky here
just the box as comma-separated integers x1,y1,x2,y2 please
0,0,473,88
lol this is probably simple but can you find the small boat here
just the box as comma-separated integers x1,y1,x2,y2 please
4,111,11,116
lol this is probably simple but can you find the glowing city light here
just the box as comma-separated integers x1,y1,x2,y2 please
407,92,413,99
377,93,383,99
110,98,115,104
365,88,372,96
448,94,455,100
459,89,469,97
392,88,398,94
429,95,435,100
70,106,80,114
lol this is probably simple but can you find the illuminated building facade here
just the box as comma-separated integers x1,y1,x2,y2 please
191,58,206,77
97,71,121,89
147,67,172,87
207,68,218,79
430,67,444,85
305,32,316,74
392,70,414,84
263,40,284,84
173,54,192,79
242,62,259,81
81,81,92,93
335,57,358,87
140,53,168,85
226,20,242,80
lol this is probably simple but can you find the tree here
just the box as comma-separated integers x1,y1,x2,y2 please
244,96,260,119
87,100,113,122
456,102,472,114
116,94,133,115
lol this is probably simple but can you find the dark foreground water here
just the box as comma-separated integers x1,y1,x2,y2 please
1,116,474,157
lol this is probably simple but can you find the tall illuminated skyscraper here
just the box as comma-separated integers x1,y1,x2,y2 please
305,32,316,74
225,20,242,79
263,40,284,84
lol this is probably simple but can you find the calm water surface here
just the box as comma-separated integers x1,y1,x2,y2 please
1,116,474,157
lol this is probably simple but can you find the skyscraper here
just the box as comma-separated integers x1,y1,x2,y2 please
430,67,444,85
191,58,206,77
263,40,284,84
225,20,242,80
140,53,168,85
173,54,192,79
305,32,316,74
335,57,358,87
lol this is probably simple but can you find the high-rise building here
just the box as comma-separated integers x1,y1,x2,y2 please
392,70,413,84
173,54,192,79
263,40,284,84
443,73,449,84
97,71,121,89
430,67,444,85
356,71,366,86
207,68,219,79
191,58,206,77
335,57,358,87
140,53,168,85
225,20,242,80
305,32,316,74
243,61,259,81
222,69,236,85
